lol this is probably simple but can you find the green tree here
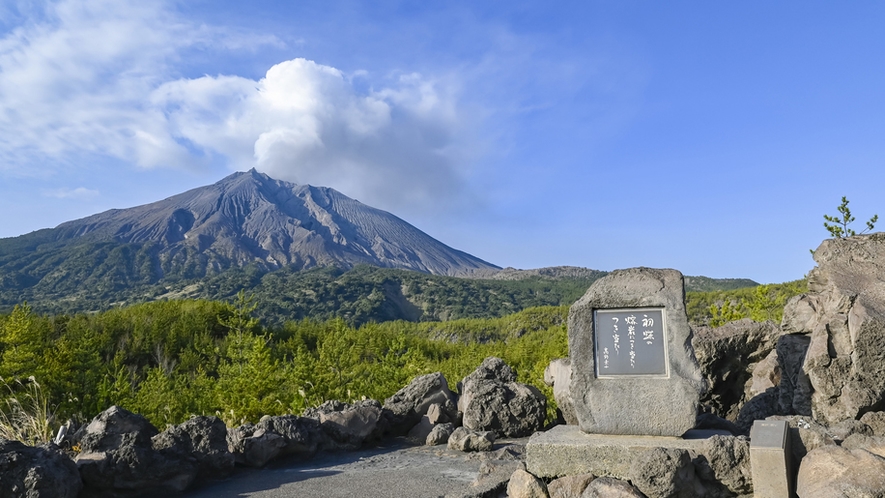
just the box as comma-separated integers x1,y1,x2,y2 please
824,196,878,238
0,303,44,380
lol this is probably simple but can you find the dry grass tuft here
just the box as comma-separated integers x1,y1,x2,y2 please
0,376,56,445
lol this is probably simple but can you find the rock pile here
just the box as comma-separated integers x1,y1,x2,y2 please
1,356,548,497
530,234,885,497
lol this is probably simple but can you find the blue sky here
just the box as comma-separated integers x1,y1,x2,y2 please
1,1,884,284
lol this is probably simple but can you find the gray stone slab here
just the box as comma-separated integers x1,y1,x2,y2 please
525,425,708,479
750,420,793,498
568,268,706,436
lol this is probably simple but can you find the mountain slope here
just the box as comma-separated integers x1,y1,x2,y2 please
0,170,498,308
48,169,498,276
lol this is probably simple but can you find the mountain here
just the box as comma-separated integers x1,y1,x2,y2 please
0,170,760,319
0,170,498,308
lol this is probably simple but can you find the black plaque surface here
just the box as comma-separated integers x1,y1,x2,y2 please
593,308,668,377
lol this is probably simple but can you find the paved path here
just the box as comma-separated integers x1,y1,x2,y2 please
181,440,489,498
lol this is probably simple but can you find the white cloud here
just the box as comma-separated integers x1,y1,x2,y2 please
0,0,282,172
42,186,99,199
0,0,473,213
154,59,469,210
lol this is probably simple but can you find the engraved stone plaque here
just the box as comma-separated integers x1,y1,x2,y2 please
568,268,705,436
594,308,668,377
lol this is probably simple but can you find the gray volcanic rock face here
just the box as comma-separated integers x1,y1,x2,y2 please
34,169,499,277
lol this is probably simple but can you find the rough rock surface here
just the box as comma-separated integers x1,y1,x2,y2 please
765,415,836,465
796,445,885,498
457,446,526,498
861,411,885,436
75,405,197,493
629,447,702,498
228,415,324,467
841,434,885,459
507,468,549,498
527,425,753,497
426,423,455,446
304,399,384,449
692,319,782,421
384,372,459,435
458,357,546,437
151,415,233,479
748,350,780,397
0,439,82,498
697,435,752,496
782,234,885,426
547,473,595,498
734,333,812,434
447,427,495,452
568,267,705,436
544,358,577,425
580,477,645,498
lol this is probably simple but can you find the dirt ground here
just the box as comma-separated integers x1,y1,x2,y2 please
175,438,525,498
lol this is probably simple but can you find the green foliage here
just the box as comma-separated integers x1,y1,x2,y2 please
824,196,878,238
0,299,570,431
686,280,807,327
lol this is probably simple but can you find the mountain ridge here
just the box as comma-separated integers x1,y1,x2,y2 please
0,170,760,320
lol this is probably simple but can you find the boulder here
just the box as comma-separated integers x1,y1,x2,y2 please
463,445,527,497
692,319,782,421
861,411,885,436
458,357,546,437
383,372,458,435
547,473,595,498
748,350,780,397
151,415,233,479
783,234,885,426
568,268,705,437
426,423,455,446
447,427,495,452
0,439,82,498
426,403,452,425
507,468,549,498
226,423,286,468
734,334,812,434
305,399,384,449
75,405,197,493
407,415,434,444
765,415,836,465
544,358,577,425
580,477,645,498
796,445,885,498
841,434,885,459
629,447,703,498
696,435,752,497
228,415,324,467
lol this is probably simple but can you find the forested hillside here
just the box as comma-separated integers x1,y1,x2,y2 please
0,275,803,442
2,261,761,326
0,298,569,434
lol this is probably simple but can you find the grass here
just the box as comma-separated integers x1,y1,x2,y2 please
0,376,57,445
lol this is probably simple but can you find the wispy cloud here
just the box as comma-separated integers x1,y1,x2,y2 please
42,186,99,199
0,0,282,172
0,0,471,213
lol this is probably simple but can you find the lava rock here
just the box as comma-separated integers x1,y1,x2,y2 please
458,357,546,438
0,439,82,498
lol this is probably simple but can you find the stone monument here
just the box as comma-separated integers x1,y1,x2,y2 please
567,267,705,436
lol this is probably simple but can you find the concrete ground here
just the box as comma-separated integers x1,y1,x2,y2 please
175,439,503,498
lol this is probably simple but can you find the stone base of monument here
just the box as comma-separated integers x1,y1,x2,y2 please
526,425,727,478
525,425,754,497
